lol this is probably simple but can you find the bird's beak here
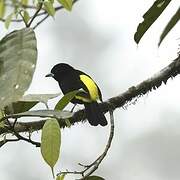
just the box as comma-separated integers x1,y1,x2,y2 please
45,73,54,77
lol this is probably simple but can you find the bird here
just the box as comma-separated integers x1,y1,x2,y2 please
45,63,107,126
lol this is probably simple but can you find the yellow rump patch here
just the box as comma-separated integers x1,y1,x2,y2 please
80,74,99,101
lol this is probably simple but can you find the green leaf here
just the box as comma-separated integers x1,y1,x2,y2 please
23,10,30,24
57,0,72,11
56,173,66,180
84,176,105,180
5,101,38,115
41,119,61,178
0,0,5,18
158,7,180,46
0,121,4,128
5,13,14,29
20,93,61,103
21,0,28,5
4,93,60,114
134,0,172,44
0,111,4,128
55,90,79,110
10,110,73,119
44,1,55,16
0,28,37,109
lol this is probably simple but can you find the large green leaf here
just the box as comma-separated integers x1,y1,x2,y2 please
158,7,180,46
0,28,37,109
134,0,171,44
55,90,79,110
41,119,61,178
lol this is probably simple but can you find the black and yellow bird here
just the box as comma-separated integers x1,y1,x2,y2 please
46,63,107,126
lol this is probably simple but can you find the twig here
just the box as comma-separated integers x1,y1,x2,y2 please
0,138,20,148
12,118,18,128
33,0,80,29
0,0,80,26
58,110,115,179
33,13,49,29
5,118,40,147
27,1,44,27
37,5,64,17
79,110,115,179
0,17,23,22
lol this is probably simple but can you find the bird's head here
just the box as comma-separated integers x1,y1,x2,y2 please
45,63,74,81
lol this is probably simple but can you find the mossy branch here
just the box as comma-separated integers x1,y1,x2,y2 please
0,54,180,135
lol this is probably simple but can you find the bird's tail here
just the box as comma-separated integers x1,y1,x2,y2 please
84,102,107,126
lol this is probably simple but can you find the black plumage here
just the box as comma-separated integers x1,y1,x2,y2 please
46,63,107,126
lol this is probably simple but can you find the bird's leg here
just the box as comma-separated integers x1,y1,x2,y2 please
71,104,77,112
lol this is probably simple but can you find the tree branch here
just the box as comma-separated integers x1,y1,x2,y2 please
4,118,40,147
104,54,180,112
78,110,114,179
0,54,180,135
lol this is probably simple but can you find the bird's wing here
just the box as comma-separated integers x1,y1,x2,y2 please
76,70,102,101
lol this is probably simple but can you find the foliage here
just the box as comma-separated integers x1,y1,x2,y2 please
0,0,179,179
55,90,79,110
158,7,180,46
134,0,179,45
0,0,73,28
